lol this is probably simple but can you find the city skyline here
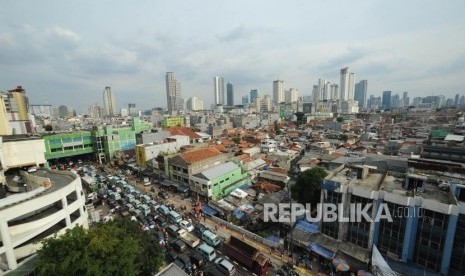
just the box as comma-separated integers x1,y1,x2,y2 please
1,1,464,109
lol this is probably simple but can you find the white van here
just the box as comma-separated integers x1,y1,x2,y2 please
202,230,221,247
168,211,182,224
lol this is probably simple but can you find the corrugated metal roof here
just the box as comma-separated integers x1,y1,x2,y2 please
155,263,189,276
195,162,238,181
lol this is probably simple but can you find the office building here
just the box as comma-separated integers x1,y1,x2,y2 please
103,86,116,117
340,67,355,100
186,97,204,111
285,88,299,104
1,86,33,134
354,80,368,109
166,72,184,115
273,80,285,105
226,82,234,106
58,105,69,118
382,91,392,109
391,94,400,108
403,92,409,107
330,84,339,100
0,93,10,135
29,104,53,119
250,89,258,103
242,95,248,105
213,76,225,106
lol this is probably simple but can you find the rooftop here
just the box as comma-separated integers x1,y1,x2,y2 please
177,147,222,164
194,162,239,181
167,126,200,140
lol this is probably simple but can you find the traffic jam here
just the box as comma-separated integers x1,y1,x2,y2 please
75,164,273,276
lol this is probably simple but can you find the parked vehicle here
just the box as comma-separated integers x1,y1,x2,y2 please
171,239,187,253
189,251,205,268
223,236,269,275
179,220,194,232
143,177,151,186
194,224,208,237
157,205,171,216
205,267,225,276
178,229,200,248
196,243,217,262
202,230,221,247
214,257,236,276
174,254,192,272
166,224,180,237
168,210,182,224
139,204,151,216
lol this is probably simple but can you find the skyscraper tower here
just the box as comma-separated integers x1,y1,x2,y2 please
382,91,392,110
354,80,368,109
340,67,355,100
226,82,234,106
273,80,285,105
403,91,409,107
250,89,258,103
166,72,183,115
103,86,116,117
213,76,225,105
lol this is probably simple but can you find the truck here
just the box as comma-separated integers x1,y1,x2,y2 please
178,229,200,248
223,236,270,276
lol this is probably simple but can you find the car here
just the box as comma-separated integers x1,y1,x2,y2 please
179,220,194,232
87,192,97,199
189,251,205,268
155,217,168,228
214,257,236,276
174,254,192,272
171,239,187,253
166,224,180,237
163,250,178,262
158,191,169,200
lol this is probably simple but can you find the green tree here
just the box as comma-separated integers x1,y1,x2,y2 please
291,167,328,207
274,120,282,135
336,117,344,123
37,218,163,276
294,112,305,126
44,125,53,131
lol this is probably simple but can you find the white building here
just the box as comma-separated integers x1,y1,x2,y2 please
213,76,225,106
166,72,184,115
285,88,299,104
103,86,116,117
273,80,285,105
186,97,204,111
340,67,355,100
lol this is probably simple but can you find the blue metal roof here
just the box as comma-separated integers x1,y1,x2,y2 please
265,235,281,244
201,204,218,217
295,219,319,234
307,243,335,260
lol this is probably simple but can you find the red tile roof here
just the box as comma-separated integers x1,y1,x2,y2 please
179,148,222,164
167,127,201,139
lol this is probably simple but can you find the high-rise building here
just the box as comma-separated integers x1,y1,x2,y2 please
250,89,258,103
354,80,368,109
166,72,183,115
213,76,225,105
285,88,299,104
103,86,116,117
273,80,285,105
382,91,392,109
260,95,272,113
391,94,400,108
29,104,53,118
186,97,204,111
455,94,460,106
402,92,409,107
242,95,248,105
340,67,355,100
2,86,33,134
330,84,339,100
226,82,234,106
312,85,319,103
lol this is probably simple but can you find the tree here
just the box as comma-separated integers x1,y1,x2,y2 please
274,120,282,135
294,112,305,125
37,218,163,276
336,117,344,123
291,167,328,207
44,125,53,131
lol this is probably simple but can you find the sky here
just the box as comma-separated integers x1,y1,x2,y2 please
1,0,465,112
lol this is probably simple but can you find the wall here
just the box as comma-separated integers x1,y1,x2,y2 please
1,138,46,170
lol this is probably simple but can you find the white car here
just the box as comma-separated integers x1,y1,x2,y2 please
179,220,194,232
214,257,236,276
27,166,38,173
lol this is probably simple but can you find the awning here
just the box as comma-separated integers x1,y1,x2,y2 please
161,180,173,187
201,204,218,217
307,243,335,260
295,219,319,234
177,185,189,193
265,235,281,244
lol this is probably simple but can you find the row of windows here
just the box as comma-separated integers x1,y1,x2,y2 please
450,214,465,273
